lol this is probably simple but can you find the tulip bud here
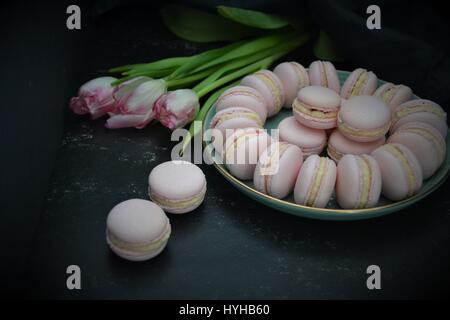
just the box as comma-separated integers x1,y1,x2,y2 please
153,89,200,130
69,76,117,119
106,77,167,129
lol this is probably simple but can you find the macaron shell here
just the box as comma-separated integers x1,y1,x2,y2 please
388,122,446,179
327,129,385,162
371,143,423,201
278,116,327,156
273,62,309,108
215,86,268,124
308,61,340,93
390,99,447,138
210,107,263,135
224,128,272,180
294,155,336,208
254,143,303,199
148,161,207,214
241,70,285,116
336,155,382,209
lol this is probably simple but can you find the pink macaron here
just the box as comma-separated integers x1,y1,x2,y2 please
148,161,207,214
241,70,285,116
224,128,273,180
390,99,448,138
373,82,412,109
278,116,327,156
308,60,340,93
371,143,423,201
294,155,337,208
337,95,391,142
273,61,309,108
336,154,382,209
388,122,446,179
253,142,303,199
327,129,385,162
340,68,378,99
292,85,341,129
215,86,268,124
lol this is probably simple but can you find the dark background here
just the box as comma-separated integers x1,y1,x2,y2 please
1,0,449,299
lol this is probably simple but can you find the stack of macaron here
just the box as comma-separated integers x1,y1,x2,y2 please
211,59,448,209
106,160,207,261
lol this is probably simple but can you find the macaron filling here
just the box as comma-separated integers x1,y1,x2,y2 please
260,143,290,195
327,143,343,161
293,99,337,119
225,130,267,162
255,71,283,112
383,144,417,197
210,109,262,128
356,155,372,208
349,70,368,96
217,88,262,103
338,113,390,138
292,63,308,88
392,103,447,123
150,184,206,211
395,126,445,162
306,157,327,206
107,221,171,254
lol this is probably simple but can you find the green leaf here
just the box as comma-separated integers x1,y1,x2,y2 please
217,6,290,30
160,4,259,43
313,30,342,61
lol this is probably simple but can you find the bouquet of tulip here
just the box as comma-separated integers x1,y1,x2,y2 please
70,4,338,152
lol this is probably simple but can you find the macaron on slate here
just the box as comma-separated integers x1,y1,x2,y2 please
253,142,303,199
292,85,341,129
241,70,285,116
278,116,327,156
106,199,171,261
390,99,448,138
215,86,268,124
336,154,382,209
148,161,207,214
327,129,385,162
371,143,423,201
373,82,412,109
294,155,337,208
338,95,391,142
388,122,446,179
340,68,378,99
224,128,272,180
308,60,340,93
273,62,309,108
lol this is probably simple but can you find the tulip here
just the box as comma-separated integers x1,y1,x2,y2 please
106,76,167,129
69,76,117,119
153,89,200,130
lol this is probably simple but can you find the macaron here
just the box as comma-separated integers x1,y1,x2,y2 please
294,155,337,208
241,70,285,116
215,86,268,124
388,122,446,179
371,143,423,201
336,154,382,209
273,61,309,108
308,60,340,93
340,68,378,99
327,129,385,162
253,142,303,199
148,160,207,214
224,128,272,180
278,116,327,156
373,82,412,109
337,95,391,142
292,85,341,129
390,99,447,138
106,199,171,261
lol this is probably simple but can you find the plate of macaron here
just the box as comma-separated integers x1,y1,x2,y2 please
204,61,450,220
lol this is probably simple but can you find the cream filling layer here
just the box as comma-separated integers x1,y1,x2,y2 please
357,155,372,208
392,104,447,123
262,143,290,194
380,86,396,104
108,222,170,254
293,100,337,119
384,144,416,196
399,127,445,162
292,63,308,88
256,71,282,112
224,131,264,163
306,157,327,206
211,111,262,128
350,71,368,97
338,115,389,138
327,144,343,161
150,185,206,210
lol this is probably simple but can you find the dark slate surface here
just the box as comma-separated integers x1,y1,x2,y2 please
25,5,450,299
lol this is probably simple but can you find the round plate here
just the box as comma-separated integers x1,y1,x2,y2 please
203,70,450,220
